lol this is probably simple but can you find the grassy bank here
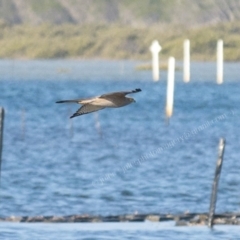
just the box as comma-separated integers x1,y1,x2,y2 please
0,21,240,61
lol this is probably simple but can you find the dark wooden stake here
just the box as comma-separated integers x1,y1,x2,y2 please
208,138,226,228
0,107,4,182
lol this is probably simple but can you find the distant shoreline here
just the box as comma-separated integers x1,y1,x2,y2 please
0,22,240,61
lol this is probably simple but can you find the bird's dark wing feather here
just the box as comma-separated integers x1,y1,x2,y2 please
100,88,141,99
70,104,105,118
56,99,80,103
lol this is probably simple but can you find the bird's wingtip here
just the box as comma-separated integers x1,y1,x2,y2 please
70,113,80,118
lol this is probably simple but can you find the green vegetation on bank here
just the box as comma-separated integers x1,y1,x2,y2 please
0,21,240,61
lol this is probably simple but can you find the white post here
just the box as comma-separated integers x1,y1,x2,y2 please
166,57,175,119
183,39,190,83
217,39,224,84
150,40,162,81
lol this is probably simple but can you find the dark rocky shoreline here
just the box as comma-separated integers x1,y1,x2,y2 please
1,213,240,226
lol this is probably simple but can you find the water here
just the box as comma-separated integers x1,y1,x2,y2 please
0,60,240,239
2,222,240,240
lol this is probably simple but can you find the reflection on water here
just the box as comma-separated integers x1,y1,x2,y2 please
2,222,240,240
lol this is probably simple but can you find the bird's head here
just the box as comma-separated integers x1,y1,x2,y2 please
129,98,136,103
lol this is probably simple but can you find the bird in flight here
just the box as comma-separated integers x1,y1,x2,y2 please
56,88,141,118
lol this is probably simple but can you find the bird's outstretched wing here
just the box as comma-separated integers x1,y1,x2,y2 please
70,104,105,118
100,88,141,99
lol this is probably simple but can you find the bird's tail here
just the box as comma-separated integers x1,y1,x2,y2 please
56,100,79,104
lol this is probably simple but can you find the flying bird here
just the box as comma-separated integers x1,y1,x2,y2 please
56,88,141,118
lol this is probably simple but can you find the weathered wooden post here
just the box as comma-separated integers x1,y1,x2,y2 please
166,57,175,121
217,39,224,84
0,107,4,182
150,40,162,81
183,39,190,83
208,138,226,228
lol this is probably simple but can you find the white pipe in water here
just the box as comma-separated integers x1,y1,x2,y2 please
149,40,162,81
183,39,190,83
217,39,224,84
166,57,175,119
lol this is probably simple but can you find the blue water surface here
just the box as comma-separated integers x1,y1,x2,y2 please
0,59,239,239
